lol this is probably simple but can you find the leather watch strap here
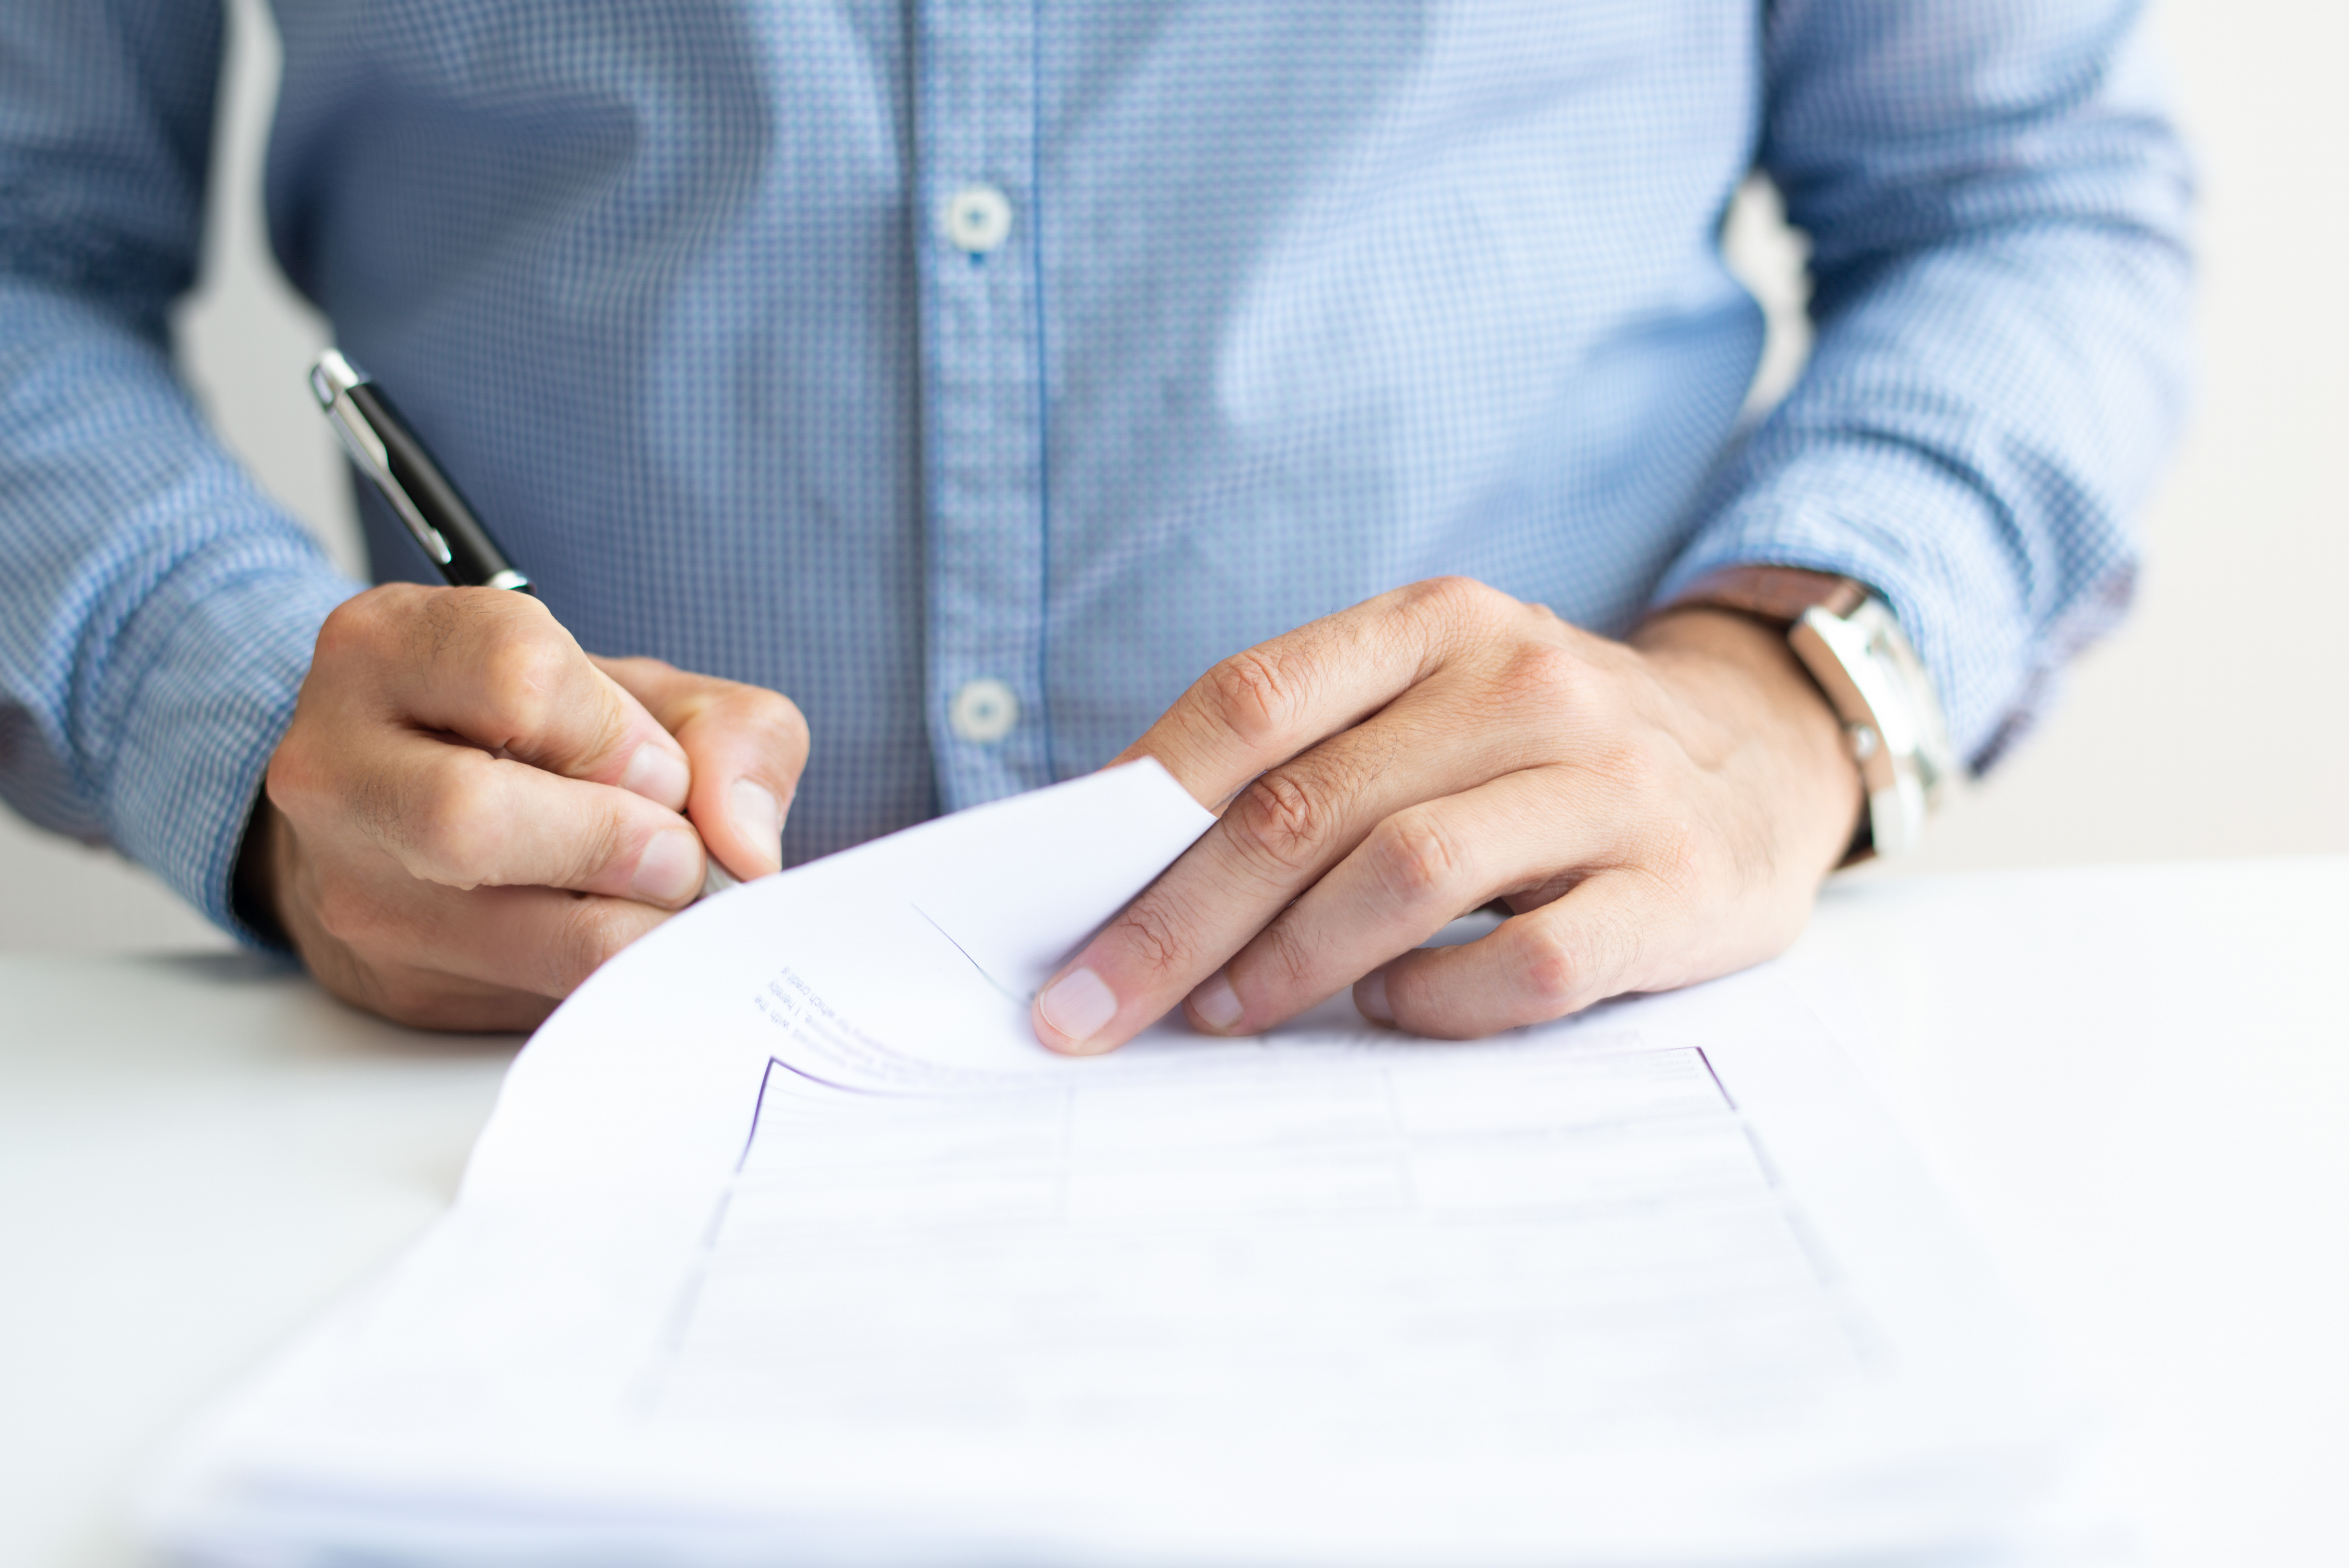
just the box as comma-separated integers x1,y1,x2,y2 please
1665,565,1867,628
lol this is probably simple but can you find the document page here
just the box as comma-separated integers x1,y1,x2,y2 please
674,1038,1848,1452
153,763,2077,1567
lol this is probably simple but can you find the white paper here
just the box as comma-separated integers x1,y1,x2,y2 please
152,761,2079,1566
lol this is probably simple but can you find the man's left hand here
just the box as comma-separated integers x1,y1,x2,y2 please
1030,576,1866,1050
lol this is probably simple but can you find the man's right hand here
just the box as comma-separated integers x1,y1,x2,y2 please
238,584,810,1031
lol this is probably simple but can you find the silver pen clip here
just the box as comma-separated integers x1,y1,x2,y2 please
308,349,454,567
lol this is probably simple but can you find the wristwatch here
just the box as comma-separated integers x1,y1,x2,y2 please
1664,566,1956,862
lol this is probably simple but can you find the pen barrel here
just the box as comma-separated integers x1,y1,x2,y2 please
347,384,532,594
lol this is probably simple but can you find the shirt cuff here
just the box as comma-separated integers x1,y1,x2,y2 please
1651,437,2136,772
100,552,362,948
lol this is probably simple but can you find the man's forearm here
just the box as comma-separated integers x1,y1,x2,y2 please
1657,0,2190,769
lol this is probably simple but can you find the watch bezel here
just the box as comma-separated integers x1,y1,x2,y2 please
1789,597,1952,860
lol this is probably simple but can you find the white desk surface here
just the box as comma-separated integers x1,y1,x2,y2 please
4,856,2344,1566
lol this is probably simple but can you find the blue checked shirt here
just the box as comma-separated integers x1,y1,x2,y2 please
1,1,2191,943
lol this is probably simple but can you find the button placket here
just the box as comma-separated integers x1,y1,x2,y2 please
914,0,1050,804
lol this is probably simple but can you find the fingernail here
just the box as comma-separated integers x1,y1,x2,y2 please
729,779,781,868
1037,966,1119,1048
631,829,703,904
622,744,691,811
1356,969,1395,1025
1188,969,1246,1032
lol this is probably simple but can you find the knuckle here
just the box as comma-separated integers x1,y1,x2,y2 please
1101,895,1195,985
313,584,414,669
579,694,636,775
1252,916,1319,994
1364,810,1467,910
1203,647,1307,750
264,735,328,816
1403,573,1486,615
572,804,629,887
477,638,569,740
346,757,412,853
1228,770,1335,880
1519,597,1569,636
1513,921,1595,1017
1495,640,1588,715
310,603,366,671
1401,575,1508,638
407,761,503,882
727,686,812,764
772,695,813,760
420,583,538,665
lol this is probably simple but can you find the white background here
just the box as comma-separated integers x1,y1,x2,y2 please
4,0,2343,952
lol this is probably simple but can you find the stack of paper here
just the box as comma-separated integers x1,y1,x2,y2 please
153,762,2085,1565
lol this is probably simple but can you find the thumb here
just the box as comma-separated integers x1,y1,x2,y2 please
592,656,811,880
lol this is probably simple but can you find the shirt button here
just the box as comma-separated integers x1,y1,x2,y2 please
939,183,1013,254
949,678,1020,744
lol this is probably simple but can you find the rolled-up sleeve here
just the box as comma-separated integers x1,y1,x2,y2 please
1655,0,2193,768
0,0,360,940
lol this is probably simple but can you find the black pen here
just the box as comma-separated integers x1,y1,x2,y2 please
308,349,532,594
307,349,739,894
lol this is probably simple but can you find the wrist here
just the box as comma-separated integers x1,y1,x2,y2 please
231,789,293,950
1630,607,1867,876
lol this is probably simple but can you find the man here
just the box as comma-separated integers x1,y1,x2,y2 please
0,2,2190,1047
